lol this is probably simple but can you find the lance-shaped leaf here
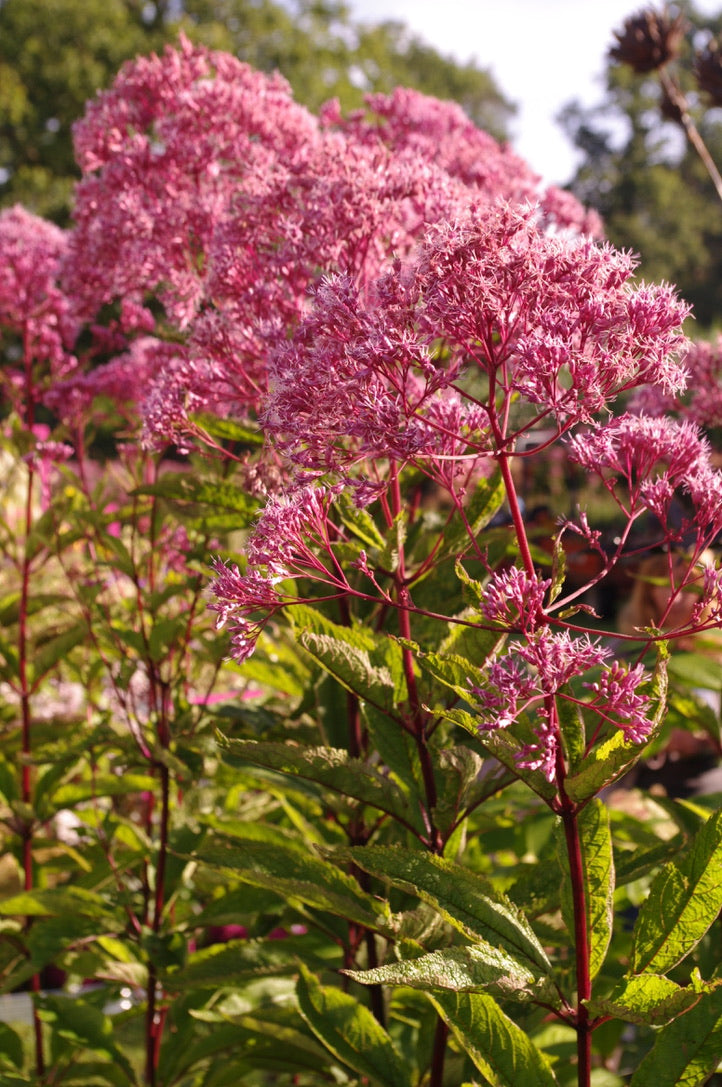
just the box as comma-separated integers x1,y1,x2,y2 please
291,605,404,711
159,1013,329,1083
36,994,135,1082
0,886,118,923
345,944,558,1005
199,830,394,935
430,706,558,801
171,935,328,989
586,973,712,1026
428,991,558,1087
339,845,551,974
296,964,412,1087
217,737,425,834
629,983,722,1087
631,807,722,976
556,800,614,981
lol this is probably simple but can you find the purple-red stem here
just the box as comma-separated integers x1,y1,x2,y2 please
557,752,592,1087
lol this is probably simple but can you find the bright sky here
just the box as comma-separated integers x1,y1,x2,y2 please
349,0,720,185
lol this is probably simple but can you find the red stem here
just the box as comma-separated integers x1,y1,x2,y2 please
557,748,592,1087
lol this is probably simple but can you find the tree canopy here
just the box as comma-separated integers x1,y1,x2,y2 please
0,0,515,223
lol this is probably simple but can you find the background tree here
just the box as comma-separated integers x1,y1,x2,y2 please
0,0,514,224
560,0,722,329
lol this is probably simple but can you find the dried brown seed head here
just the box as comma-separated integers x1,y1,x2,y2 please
695,40,722,107
610,7,686,74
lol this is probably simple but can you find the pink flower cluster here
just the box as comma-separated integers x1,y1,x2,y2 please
60,38,603,439
568,414,722,551
470,632,654,781
0,206,78,407
264,202,689,473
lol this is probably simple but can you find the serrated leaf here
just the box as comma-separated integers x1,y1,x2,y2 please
345,944,557,1004
556,693,585,768
218,738,424,832
565,729,648,803
340,845,551,974
556,800,614,981
548,534,567,605
631,807,722,976
0,886,117,922
291,605,401,710
361,701,424,801
586,974,709,1026
199,831,393,934
417,649,486,697
428,991,558,1087
134,474,258,513
172,935,329,988
630,984,722,1086
296,964,412,1087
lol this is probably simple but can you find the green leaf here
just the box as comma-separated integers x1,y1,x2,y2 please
218,738,424,832
0,1022,23,1068
556,800,614,981
36,994,135,1082
172,936,327,989
292,605,402,710
296,964,412,1087
556,693,585,769
564,729,648,803
345,944,557,1004
586,974,709,1026
441,471,505,558
630,984,722,1087
30,621,87,683
417,648,488,698
631,807,722,976
340,845,551,974
668,650,722,691
0,886,117,922
133,473,261,531
189,411,264,446
361,702,424,803
428,991,558,1087
199,829,394,934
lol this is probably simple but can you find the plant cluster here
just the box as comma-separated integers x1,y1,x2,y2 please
2,32,722,1087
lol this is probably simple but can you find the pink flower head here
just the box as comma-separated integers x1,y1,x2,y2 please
585,661,653,743
567,414,707,519
481,567,551,632
209,560,285,663
67,36,319,327
415,203,689,424
0,206,78,396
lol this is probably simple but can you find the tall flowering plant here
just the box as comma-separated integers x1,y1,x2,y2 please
3,35,722,1087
